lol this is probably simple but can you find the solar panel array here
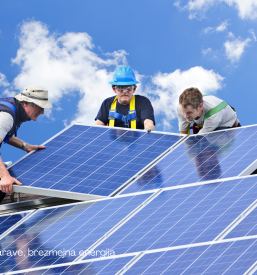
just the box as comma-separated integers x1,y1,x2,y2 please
9,125,182,200
1,124,257,274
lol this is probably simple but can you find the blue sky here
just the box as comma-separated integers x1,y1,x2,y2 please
0,0,257,162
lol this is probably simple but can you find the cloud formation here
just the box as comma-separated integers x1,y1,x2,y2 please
204,21,228,34
0,21,225,131
179,0,257,20
249,29,257,41
0,73,9,87
224,37,251,62
7,21,127,125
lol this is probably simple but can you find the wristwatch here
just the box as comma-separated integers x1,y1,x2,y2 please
21,142,26,150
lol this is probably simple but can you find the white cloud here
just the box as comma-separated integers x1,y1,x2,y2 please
224,37,251,62
204,21,228,34
0,73,9,87
202,48,212,55
180,0,257,20
216,21,228,32
2,20,225,131
204,27,214,34
143,66,224,129
228,32,235,38
249,29,257,41
9,20,127,124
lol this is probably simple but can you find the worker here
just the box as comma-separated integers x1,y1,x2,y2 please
95,66,155,131
177,87,240,134
0,85,52,201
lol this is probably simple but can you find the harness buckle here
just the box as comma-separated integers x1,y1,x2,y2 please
108,109,116,119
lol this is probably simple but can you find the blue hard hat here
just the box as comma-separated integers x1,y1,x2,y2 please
109,66,140,85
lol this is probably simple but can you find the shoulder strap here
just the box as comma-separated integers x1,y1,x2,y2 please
202,95,230,121
0,101,17,116
0,101,17,143
129,95,136,129
109,96,117,127
204,101,228,121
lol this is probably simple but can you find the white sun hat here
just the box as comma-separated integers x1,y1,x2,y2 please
14,85,53,109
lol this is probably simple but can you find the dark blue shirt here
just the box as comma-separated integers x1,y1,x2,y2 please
95,95,155,129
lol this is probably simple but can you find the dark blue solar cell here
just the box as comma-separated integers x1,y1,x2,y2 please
122,126,257,194
0,212,29,236
21,256,133,275
126,239,257,274
0,193,150,272
225,207,257,239
91,177,257,255
8,125,182,198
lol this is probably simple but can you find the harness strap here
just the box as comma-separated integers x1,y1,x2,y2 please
108,96,137,129
0,101,17,116
204,101,228,121
109,96,118,127
129,95,136,129
0,101,17,143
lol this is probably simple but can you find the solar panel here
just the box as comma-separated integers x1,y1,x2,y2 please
88,176,257,256
121,126,257,194
21,256,134,275
225,206,257,239
0,193,150,273
126,239,257,274
2,125,257,274
8,124,183,200
0,212,30,236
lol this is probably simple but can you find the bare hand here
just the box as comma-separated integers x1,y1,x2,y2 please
0,174,22,193
24,144,45,153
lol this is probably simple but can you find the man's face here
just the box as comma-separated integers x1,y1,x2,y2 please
180,104,202,122
23,102,44,121
112,85,137,105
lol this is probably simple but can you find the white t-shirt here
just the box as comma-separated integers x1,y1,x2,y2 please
0,112,14,142
176,95,237,134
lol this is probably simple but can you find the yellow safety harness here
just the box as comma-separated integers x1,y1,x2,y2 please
108,95,137,129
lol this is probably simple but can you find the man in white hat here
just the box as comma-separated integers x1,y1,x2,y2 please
0,85,52,200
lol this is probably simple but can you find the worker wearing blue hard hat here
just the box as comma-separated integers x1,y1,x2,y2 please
95,66,155,131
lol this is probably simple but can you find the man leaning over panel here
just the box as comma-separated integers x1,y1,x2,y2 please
0,86,52,202
95,66,155,132
177,87,241,135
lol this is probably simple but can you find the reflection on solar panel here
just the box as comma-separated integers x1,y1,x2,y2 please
127,239,257,274
9,125,182,200
0,212,29,236
1,125,257,274
122,126,257,194
21,256,134,275
86,176,257,255
0,193,150,272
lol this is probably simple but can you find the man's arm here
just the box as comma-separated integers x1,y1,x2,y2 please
144,119,155,131
8,136,45,153
176,106,190,135
95,119,106,126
